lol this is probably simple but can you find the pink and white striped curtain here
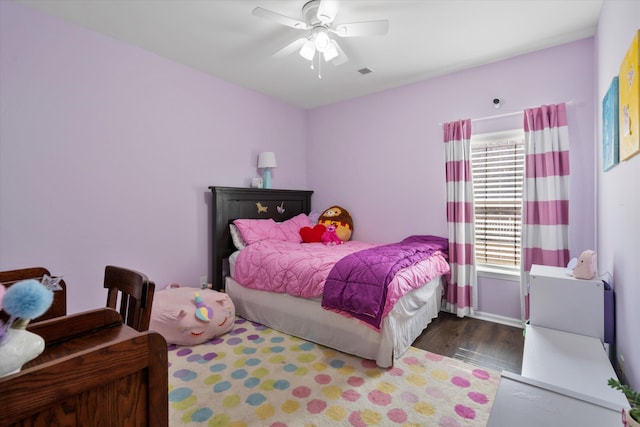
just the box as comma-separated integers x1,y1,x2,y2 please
520,103,570,322
443,119,476,317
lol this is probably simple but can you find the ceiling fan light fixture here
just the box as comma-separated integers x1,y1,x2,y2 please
314,28,331,53
254,0,382,69
299,38,316,60
323,41,339,61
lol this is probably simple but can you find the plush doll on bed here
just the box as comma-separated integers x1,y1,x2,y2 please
321,224,343,245
318,205,353,241
149,285,235,345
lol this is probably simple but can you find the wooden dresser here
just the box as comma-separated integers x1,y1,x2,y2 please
0,308,168,427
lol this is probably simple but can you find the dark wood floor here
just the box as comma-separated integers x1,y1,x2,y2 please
412,312,525,374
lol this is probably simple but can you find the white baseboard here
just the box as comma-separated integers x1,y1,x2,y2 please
470,311,523,329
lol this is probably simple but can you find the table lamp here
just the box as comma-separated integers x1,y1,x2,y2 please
258,152,277,189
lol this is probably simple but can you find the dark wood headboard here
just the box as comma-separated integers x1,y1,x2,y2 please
209,186,313,290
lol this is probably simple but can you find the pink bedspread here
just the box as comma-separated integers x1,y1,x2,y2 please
380,252,450,319
233,240,451,324
234,240,374,298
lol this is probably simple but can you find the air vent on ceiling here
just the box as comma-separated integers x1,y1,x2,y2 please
358,68,372,75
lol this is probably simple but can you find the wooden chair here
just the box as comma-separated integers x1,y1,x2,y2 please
0,267,67,323
104,265,155,332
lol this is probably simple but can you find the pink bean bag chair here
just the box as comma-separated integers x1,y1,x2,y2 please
149,285,235,345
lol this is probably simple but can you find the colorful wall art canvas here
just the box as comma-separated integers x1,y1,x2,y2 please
619,30,640,161
603,77,619,171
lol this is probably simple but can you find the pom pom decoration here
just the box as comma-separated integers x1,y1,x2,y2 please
0,280,53,344
2,280,54,320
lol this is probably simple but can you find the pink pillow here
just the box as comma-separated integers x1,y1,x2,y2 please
234,213,312,245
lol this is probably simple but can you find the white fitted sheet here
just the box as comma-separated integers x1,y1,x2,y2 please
225,259,442,367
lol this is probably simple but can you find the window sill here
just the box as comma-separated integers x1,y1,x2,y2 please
476,266,521,282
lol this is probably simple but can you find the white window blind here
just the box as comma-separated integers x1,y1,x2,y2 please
471,130,524,270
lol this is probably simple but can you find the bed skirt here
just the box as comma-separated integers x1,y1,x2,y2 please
225,275,443,367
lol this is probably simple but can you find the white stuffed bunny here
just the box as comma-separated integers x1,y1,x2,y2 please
573,250,598,280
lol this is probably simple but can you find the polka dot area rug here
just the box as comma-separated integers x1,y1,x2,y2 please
168,317,500,426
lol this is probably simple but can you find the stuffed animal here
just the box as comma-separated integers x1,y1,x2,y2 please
318,205,353,241
149,286,235,345
573,250,598,280
300,224,326,243
321,224,343,245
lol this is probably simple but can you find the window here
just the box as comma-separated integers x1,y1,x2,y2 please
471,130,525,275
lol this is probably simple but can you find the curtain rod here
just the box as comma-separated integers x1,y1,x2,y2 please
440,100,575,126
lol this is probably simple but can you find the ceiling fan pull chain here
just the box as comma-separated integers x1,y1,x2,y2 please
318,55,322,79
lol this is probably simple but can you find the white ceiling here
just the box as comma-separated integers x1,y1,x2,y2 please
18,0,603,109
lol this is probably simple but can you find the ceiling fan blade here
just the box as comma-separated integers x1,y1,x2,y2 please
333,20,389,37
316,0,339,24
331,40,349,66
273,38,307,58
252,7,308,30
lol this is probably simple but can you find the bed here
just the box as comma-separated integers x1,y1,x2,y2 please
209,186,449,367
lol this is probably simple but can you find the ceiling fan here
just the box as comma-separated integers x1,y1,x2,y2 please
252,0,389,68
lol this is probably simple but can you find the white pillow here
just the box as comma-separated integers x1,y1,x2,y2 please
229,224,247,250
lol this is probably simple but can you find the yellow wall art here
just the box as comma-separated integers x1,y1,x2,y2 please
619,29,640,161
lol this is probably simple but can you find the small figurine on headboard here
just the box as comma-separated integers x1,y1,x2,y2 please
256,202,268,214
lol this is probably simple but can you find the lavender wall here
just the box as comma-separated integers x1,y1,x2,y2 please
1,2,601,331
0,2,308,314
596,0,640,390
307,38,596,322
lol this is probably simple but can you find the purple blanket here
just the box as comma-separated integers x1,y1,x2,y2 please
321,235,448,328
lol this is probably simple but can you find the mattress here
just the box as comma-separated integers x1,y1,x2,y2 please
226,252,442,367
